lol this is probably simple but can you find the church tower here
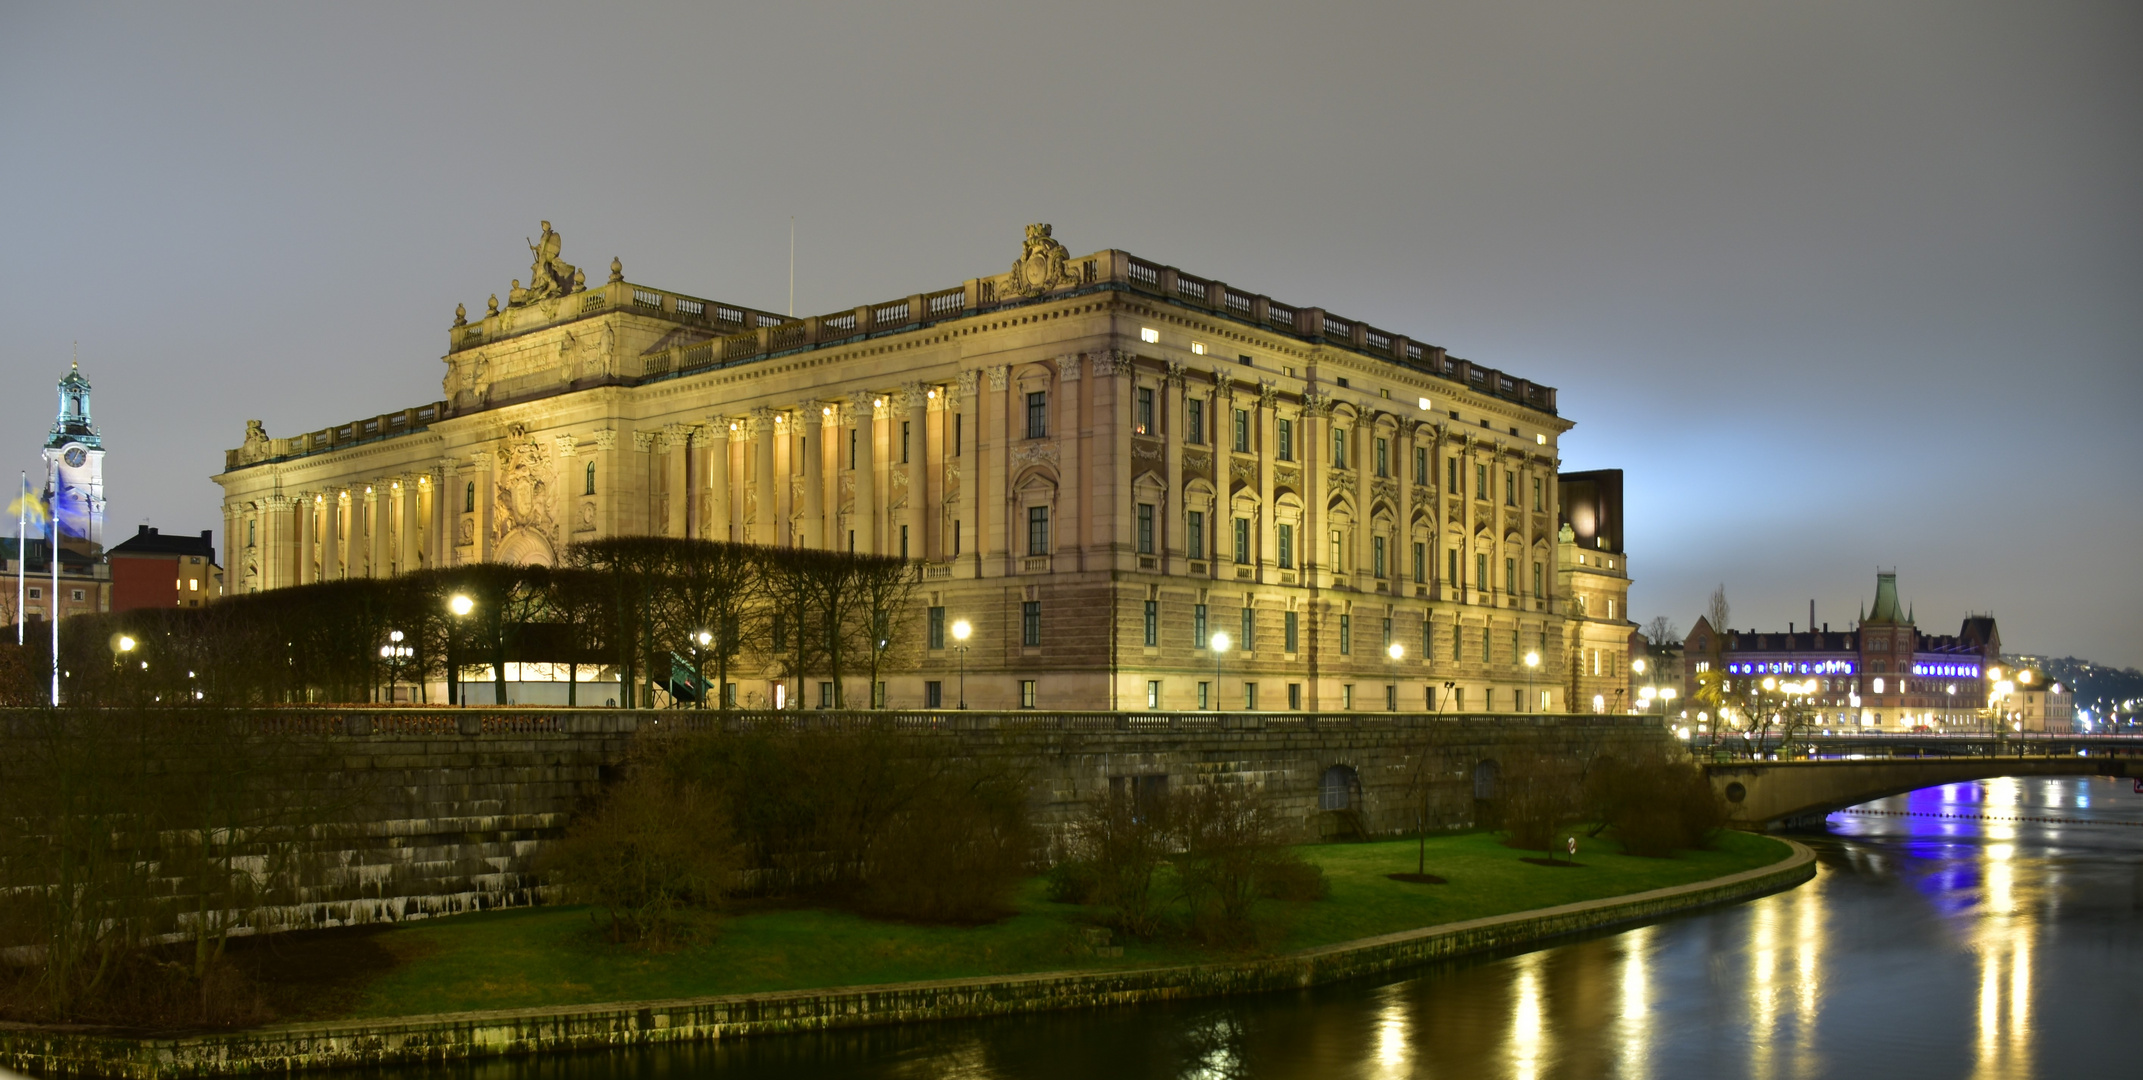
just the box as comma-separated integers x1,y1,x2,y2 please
43,361,106,554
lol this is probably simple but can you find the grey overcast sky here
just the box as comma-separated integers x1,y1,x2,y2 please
3,2,2138,664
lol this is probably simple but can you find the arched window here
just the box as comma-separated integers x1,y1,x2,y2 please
463,481,475,513
1319,764,1361,811
584,460,597,495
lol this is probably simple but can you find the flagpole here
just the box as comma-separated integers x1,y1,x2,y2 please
48,462,59,706
15,471,24,646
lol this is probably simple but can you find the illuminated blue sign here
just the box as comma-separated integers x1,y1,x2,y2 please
1911,662,1980,678
1728,660,1855,676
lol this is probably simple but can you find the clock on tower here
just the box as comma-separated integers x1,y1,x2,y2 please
44,361,106,555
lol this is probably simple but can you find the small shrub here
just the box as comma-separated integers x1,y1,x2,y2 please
857,763,1035,924
538,769,738,949
1496,750,1585,851
1173,783,1309,946
1044,859,1099,904
1586,754,1727,856
1065,787,1174,938
1258,854,1330,902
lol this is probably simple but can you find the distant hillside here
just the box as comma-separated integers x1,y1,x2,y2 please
2006,655,2143,725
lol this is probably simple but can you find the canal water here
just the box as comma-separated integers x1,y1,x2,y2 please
373,774,2143,1080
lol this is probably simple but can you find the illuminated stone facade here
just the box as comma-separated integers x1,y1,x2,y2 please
216,224,1594,711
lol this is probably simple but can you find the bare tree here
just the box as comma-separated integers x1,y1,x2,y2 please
849,554,922,709
1706,584,1731,635
1641,615,1681,646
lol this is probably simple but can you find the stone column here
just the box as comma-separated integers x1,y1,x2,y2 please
397,476,419,575
706,419,732,543
264,495,292,590
1161,364,1183,568
1301,394,1327,581
925,386,948,560
981,367,1008,574
903,385,927,561
751,409,777,546
321,490,343,581
294,491,315,585
1257,380,1278,580
799,405,826,550
473,451,496,563
847,392,877,555
366,482,388,577
1056,358,1085,567
663,424,691,540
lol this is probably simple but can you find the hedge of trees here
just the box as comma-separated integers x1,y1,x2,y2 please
35,538,921,708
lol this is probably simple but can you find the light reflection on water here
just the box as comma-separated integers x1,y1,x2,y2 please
363,776,2143,1080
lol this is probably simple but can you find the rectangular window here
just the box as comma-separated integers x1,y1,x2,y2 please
928,606,946,649
1147,680,1161,709
1375,438,1389,477
1284,610,1299,653
1022,601,1041,646
1187,510,1205,559
1414,446,1427,485
1277,523,1294,569
1244,682,1258,710
1382,617,1393,651
1475,463,1487,500
924,681,943,708
1136,503,1155,555
1343,684,1355,710
1233,409,1250,452
1448,457,1460,494
849,429,858,469
1026,391,1048,439
1276,418,1293,461
1447,549,1459,587
1386,684,1398,711
901,420,911,463
1532,476,1543,512
1505,470,1517,506
1143,600,1158,647
1505,557,1517,592
1330,531,1344,573
1020,679,1037,708
953,520,961,556
1027,506,1050,555
900,524,910,560
1476,553,1489,593
1136,386,1155,435
954,413,963,456
1373,536,1387,578
1194,604,1208,648
819,682,834,709
1197,682,1210,710
1413,542,1426,582
1453,622,1463,661
1288,682,1302,710
1240,606,1254,652
1532,562,1543,598
1423,617,1432,660
1482,625,1492,665
1454,687,1466,711
1339,614,1352,655
1187,398,1205,444
1332,428,1347,468
1233,517,1250,564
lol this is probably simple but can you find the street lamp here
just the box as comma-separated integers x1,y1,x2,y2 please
950,619,972,709
1524,650,1541,713
380,629,406,704
1211,631,1230,710
448,593,473,707
693,629,712,709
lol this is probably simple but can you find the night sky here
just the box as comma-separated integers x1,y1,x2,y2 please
3,3,2137,664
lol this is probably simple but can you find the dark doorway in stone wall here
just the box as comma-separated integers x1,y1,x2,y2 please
1319,764,1365,839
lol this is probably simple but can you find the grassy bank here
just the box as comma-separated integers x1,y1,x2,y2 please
253,830,1788,1022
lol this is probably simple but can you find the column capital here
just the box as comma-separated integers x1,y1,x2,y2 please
633,430,658,453
554,434,578,457
986,364,1009,391
593,428,618,452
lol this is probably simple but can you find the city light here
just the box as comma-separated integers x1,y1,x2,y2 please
449,594,473,616
951,619,972,642
1388,642,1405,660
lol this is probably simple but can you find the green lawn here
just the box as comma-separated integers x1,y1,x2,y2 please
278,830,1788,1021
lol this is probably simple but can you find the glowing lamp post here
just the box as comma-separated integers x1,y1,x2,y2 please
950,619,972,709
448,593,474,707
380,629,407,703
1525,650,1541,713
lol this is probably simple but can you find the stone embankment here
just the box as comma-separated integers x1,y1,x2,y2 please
0,838,1813,1078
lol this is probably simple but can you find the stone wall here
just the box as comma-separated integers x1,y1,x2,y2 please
3,708,1672,936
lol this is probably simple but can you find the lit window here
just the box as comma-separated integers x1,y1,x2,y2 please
1536,433,1547,446
1191,342,1207,355
1140,327,1160,344
1418,397,1431,411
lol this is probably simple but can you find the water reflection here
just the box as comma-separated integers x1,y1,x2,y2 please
362,777,2142,1080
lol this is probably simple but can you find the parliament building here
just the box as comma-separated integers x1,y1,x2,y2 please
214,224,1631,711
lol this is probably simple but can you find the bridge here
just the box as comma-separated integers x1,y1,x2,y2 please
1702,733,2143,829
